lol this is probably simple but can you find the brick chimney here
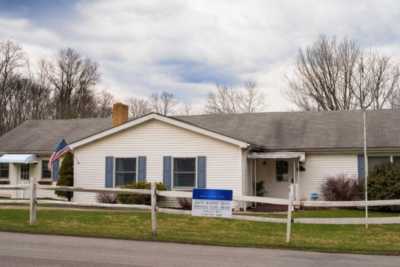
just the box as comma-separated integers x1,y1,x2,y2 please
112,102,129,127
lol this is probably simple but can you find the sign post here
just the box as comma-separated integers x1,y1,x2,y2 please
192,189,233,218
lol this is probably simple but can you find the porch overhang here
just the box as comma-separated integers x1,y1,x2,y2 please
0,154,38,164
248,151,305,162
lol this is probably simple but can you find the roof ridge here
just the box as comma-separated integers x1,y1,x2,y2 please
175,109,400,118
25,117,112,123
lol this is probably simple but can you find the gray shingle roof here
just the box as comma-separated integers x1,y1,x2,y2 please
0,118,111,155
175,110,400,151
1,110,400,154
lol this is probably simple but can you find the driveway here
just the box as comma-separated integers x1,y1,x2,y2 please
0,232,399,267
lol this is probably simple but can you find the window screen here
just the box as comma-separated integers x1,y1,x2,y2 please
115,158,136,186
276,160,289,182
173,158,196,188
0,163,9,179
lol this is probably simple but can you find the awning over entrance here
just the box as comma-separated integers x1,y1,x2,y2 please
0,154,38,164
248,152,305,162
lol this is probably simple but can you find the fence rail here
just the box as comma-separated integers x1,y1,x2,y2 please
1,180,400,243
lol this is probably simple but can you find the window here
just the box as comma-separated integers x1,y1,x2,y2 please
0,163,9,179
20,164,30,180
276,160,289,182
41,160,51,179
173,158,196,188
115,158,136,186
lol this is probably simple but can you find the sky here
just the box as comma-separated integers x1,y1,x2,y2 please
0,0,399,112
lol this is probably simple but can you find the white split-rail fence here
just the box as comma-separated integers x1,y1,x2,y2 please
1,178,400,243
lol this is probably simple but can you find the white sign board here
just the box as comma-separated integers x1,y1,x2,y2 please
191,189,233,218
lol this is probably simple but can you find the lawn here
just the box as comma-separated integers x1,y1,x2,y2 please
237,209,400,218
0,208,400,255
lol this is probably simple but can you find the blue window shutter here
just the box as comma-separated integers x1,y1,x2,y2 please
52,160,59,182
138,156,146,182
105,156,114,188
197,156,207,188
357,154,365,180
163,156,172,190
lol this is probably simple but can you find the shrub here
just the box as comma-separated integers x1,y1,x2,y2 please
97,192,118,204
117,182,166,205
55,152,74,201
256,181,266,196
178,198,192,210
321,175,362,201
368,163,400,201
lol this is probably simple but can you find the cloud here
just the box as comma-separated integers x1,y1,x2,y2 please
0,0,400,112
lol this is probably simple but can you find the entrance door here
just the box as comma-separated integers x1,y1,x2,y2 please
17,164,30,199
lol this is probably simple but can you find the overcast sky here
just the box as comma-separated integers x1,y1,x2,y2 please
0,0,399,111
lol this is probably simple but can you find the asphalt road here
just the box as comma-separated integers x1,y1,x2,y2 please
0,232,399,267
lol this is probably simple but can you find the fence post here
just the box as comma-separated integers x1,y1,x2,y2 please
286,183,294,243
151,182,157,239
29,177,37,225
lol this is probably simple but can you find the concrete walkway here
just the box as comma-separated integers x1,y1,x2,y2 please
0,232,399,267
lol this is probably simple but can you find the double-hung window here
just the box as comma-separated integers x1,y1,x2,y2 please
20,164,30,180
173,158,196,189
41,160,51,179
115,158,136,186
276,160,289,182
0,163,9,180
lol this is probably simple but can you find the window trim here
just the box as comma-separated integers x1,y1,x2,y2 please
0,163,9,180
41,160,52,180
172,157,197,190
114,157,138,187
276,160,290,183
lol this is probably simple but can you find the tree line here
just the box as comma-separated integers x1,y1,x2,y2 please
2,35,399,136
287,35,400,111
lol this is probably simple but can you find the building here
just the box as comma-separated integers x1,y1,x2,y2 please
1,103,399,203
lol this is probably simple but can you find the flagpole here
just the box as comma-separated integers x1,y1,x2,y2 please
363,109,369,229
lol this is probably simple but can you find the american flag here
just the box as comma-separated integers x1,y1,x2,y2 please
48,139,71,171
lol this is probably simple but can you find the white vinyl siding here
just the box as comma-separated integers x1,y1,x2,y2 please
298,154,358,200
73,120,244,203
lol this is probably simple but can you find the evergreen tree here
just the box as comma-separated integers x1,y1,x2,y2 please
55,152,74,201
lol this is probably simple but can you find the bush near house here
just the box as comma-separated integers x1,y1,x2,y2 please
321,175,362,201
177,198,192,210
116,182,166,205
368,163,400,211
97,192,118,204
55,152,74,201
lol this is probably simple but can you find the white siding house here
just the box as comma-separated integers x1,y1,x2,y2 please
73,119,246,203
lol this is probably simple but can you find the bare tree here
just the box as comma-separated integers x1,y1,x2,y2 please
205,82,265,113
0,41,26,134
48,48,100,119
239,81,266,112
127,97,152,118
150,91,176,115
95,90,114,117
182,103,192,115
288,36,400,111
